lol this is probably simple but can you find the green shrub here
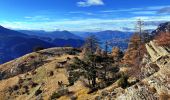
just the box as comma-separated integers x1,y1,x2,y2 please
50,88,68,100
68,72,80,86
33,46,44,52
50,92,61,99
118,74,129,89
68,51,76,55
68,49,81,55
35,89,42,96
68,76,75,86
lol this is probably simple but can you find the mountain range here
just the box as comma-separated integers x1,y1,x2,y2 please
0,26,55,64
75,30,133,50
0,22,169,99
0,26,133,64
18,30,83,40
75,30,132,39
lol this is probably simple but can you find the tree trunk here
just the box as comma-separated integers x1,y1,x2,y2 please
88,77,91,86
92,70,97,88
104,66,107,81
92,77,96,88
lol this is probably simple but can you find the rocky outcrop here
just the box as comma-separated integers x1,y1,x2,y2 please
116,83,159,100
116,41,170,100
146,41,170,74
146,41,170,62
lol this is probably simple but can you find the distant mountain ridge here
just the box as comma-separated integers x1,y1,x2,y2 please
0,26,27,37
18,30,83,40
0,26,55,64
75,30,132,39
19,29,133,50
53,38,84,47
0,26,134,64
0,26,84,64
152,22,170,35
75,30,133,50
18,30,85,48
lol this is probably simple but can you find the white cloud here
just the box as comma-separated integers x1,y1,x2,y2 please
101,5,170,14
1,15,170,32
101,8,142,13
68,11,95,15
131,11,156,15
24,16,50,21
77,0,104,7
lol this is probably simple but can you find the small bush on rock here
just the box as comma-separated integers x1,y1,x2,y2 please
33,46,44,52
118,73,129,89
50,92,61,99
50,87,69,99
35,89,42,96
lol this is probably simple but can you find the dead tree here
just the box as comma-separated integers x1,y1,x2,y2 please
135,19,146,67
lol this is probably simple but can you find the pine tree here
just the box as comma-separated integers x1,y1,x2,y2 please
83,35,99,55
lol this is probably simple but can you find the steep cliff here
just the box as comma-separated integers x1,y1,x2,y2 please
116,41,170,100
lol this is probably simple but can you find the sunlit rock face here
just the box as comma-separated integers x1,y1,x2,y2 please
116,41,170,100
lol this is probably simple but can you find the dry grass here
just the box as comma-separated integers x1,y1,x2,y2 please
0,76,20,100
0,47,81,100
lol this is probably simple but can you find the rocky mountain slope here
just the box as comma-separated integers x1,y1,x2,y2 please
0,22,170,100
0,40,169,100
152,22,170,35
115,41,170,100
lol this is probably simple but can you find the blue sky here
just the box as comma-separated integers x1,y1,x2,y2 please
0,0,170,31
